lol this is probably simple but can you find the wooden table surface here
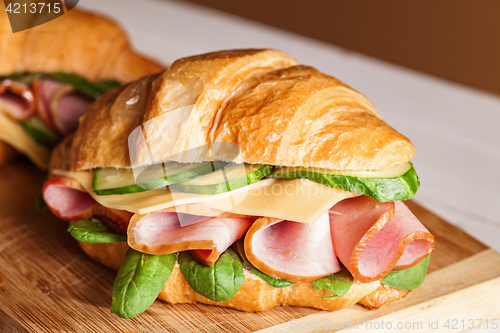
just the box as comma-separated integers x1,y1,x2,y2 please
0,160,499,332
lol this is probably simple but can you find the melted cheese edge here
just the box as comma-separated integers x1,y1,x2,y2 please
53,169,358,223
0,111,50,169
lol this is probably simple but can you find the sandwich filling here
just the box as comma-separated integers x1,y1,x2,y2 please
42,161,434,318
0,72,119,169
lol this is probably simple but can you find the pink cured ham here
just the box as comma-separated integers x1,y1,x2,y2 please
42,177,132,233
0,80,36,120
245,196,434,284
128,212,253,266
329,196,435,283
33,78,91,135
245,213,340,283
52,90,91,135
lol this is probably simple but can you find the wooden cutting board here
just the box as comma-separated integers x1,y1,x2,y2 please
1,160,499,333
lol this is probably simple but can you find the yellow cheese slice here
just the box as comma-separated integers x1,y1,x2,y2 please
53,169,357,223
198,179,357,223
0,111,50,169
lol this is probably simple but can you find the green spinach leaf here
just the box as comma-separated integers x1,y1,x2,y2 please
1,72,120,99
112,249,176,318
0,72,42,85
381,255,430,290
94,79,122,92
179,249,245,302
248,267,296,288
232,241,295,288
36,191,47,212
311,268,354,299
22,116,60,148
46,72,120,99
67,219,126,243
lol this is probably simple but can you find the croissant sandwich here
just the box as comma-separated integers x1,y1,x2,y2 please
0,4,164,169
41,49,435,318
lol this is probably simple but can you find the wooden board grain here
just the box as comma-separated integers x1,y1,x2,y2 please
0,160,499,333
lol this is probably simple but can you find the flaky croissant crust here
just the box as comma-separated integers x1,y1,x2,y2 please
71,49,414,171
0,4,163,82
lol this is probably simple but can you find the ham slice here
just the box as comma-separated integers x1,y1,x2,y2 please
0,80,36,120
43,174,434,283
33,78,91,135
42,177,132,233
330,197,435,283
128,212,253,266
245,196,434,284
51,89,91,135
245,213,340,283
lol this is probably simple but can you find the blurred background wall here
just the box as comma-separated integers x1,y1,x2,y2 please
180,0,500,97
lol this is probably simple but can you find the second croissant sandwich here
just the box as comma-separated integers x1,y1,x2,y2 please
42,49,435,318
0,5,164,169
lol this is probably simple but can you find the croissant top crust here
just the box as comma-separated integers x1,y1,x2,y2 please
67,49,414,172
0,5,163,82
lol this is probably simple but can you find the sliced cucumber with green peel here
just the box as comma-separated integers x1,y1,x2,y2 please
173,164,273,195
22,116,60,148
93,161,227,195
270,162,419,202
272,162,412,179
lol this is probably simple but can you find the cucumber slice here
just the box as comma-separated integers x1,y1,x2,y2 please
270,162,419,202
21,116,60,148
272,162,412,179
173,164,273,195
93,161,227,195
